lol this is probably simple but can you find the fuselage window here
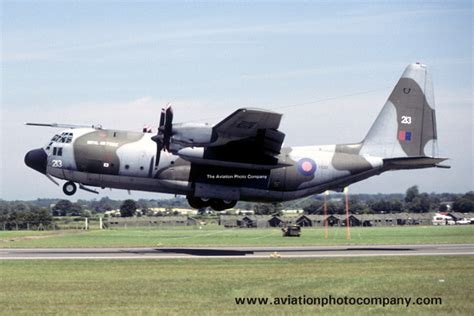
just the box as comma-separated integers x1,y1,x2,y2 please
57,148,63,156
53,147,57,155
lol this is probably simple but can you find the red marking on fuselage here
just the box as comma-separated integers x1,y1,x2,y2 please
302,161,313,172
398,130,406,140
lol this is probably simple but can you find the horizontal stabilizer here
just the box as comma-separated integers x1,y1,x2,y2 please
383,156,449,170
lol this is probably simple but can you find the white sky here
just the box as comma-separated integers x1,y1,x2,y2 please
1,1,472,200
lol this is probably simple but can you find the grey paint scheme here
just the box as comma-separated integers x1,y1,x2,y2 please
37,64,446,205
360,63,437,158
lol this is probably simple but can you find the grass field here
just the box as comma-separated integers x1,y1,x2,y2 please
0,225,473,248
1,256,473,315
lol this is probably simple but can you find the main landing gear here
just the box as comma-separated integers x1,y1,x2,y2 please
186,196,237,211
62,181,77,196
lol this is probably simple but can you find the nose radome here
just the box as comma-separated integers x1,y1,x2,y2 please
25,148,47,174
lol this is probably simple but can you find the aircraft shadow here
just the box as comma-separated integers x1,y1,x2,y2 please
15,247,414,257
156,249,254,256
154,247,414,256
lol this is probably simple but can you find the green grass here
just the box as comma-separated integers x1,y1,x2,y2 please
0,256,472,315
0,225,473,248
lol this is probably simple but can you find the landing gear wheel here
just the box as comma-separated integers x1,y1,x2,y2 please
222,200,237,209
210,199,237,211
63,181,77,196
186,196,211,209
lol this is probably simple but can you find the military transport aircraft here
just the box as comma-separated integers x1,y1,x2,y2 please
25,63,449,210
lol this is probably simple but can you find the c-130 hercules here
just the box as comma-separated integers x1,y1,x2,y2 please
25,63,449,210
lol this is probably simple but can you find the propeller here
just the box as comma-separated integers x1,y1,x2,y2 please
151,104,174,166
162,105,173,152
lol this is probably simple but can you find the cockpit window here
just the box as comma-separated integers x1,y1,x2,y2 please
53,132,74,144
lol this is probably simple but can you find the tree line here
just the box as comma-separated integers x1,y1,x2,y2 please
0,202,53,229
0,187,472,223
300,187,474,215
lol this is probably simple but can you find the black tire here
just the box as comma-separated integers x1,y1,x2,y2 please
63,181,77,196
210,199,236,211
222,200,237,209
186,196,210,209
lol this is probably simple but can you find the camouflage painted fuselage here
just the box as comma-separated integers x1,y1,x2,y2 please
44,128,383,202
28,63,447,204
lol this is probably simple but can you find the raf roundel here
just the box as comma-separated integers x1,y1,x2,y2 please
297,158,317,176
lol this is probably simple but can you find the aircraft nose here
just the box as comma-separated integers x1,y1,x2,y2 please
24,148,47,174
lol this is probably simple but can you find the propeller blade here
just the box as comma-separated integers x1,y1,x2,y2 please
163,105,173,151
152,106,169,166
155,141,163,167
151,133,164,167
152,103,174,166
159,108,166,129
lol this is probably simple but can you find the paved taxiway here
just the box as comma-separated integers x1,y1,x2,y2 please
0,244,473,260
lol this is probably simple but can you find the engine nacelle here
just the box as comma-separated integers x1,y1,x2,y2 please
170,123,213,149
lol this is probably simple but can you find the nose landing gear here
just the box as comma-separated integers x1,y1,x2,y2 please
62,181,77,196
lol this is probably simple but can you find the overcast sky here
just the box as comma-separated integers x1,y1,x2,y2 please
1,1,472,200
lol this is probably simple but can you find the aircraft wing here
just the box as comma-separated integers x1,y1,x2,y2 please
212,108,283,143
177,108,287,169
212,108,285,156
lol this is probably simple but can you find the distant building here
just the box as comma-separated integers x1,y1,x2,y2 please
221,209,255,215
147,207,198,215
104,209,121,217
446,212,474,222
295,215,325,227
219,213,438,228
219,215,294,228
281,209,304,215
433,212,474,225
106,216,197,228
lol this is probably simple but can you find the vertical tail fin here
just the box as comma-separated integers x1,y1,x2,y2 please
360,63,438,158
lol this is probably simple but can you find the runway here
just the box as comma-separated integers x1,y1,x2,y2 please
1,243,473,260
